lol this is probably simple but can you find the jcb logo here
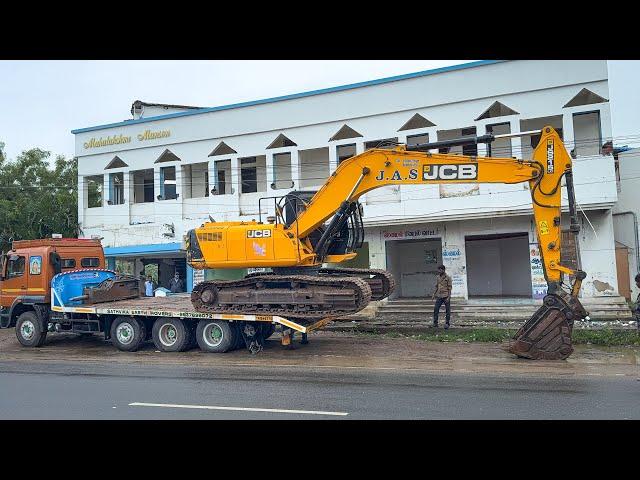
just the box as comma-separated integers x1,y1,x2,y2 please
423,164,477,181
546,139,554,174
247,229,271,238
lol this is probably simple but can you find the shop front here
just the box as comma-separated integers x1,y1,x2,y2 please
377,219,551,300
104,243,190,293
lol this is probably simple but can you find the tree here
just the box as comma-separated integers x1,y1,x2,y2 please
0,145,79,253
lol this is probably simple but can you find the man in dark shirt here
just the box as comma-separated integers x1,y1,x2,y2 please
169,272,184,293
432,264,452,329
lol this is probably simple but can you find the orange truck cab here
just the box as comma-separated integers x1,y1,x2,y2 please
0,238,105,329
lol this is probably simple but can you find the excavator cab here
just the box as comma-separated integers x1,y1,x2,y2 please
281,190,317,228
279,191,364,256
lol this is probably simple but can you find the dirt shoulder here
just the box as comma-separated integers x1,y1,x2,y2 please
0,328,638,379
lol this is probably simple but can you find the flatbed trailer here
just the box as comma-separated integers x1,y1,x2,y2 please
0,241,332,355
23,292,333,354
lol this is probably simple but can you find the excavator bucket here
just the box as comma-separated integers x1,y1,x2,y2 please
508,293,588,360
81,275,141,304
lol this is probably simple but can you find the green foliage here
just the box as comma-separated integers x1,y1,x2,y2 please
0,146,79,253
115,259,135,275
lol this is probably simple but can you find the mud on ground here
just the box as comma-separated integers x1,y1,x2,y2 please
0,327,638,379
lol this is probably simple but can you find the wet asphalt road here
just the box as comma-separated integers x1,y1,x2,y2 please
1,359,639,419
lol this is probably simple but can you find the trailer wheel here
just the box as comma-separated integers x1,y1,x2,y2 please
196,320,234,353
15,311,47,347
152,318,190,352
110,316,145,352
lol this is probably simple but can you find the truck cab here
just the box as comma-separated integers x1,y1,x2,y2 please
0,238,105,329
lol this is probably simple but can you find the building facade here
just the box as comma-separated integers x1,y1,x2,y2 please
613,147,640,301
73,60,620,299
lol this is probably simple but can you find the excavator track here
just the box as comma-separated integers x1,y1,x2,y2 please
508,292,588,360
191,274,372,321
318,267,396,301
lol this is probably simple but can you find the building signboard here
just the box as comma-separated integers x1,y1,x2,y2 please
83,129,171,150
529,243,547,299
382,227,441,240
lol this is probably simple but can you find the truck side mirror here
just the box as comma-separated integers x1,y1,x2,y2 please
0,253,5,281
49,252,62,275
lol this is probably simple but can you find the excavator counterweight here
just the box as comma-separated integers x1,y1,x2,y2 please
187,126,589,359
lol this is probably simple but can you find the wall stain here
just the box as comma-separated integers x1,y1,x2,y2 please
592,279,614,292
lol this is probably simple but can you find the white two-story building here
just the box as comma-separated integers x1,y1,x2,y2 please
73,60,620,300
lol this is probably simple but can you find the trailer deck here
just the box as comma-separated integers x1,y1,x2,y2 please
51,293,333,334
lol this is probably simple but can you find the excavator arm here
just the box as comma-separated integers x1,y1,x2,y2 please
289,126,588,359
292,127,584,284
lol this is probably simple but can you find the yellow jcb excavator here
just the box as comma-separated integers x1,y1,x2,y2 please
186,126,588,360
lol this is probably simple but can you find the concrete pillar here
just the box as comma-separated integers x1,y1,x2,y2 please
367,228,386,270
474,121,488,157
153,166,161,200
207,160,216,198
328,145,338,174
290,149,300,190
135,258,145,278
265,152,275,190
103,174,110,204
174,164,184,200
598,104,613,142
230,156,240,195
426,127,438,146
442,221,468,299
509,118,522,159
123,170,131,224
562,112,576,154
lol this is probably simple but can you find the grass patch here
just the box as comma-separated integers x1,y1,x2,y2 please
412,328,515,343
572,329,640,346
345,327,640,346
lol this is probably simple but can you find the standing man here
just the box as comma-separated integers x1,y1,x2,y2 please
432,264,452,329
144,275,154,297
169,271,184,293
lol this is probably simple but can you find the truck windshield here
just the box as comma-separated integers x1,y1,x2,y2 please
7,256,25,278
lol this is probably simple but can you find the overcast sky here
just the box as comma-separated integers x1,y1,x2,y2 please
0,60,638,161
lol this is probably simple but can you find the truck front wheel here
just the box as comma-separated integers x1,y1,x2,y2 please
16,311,47,347
196,320,234,353
152,318,190,352
110,316,146,352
